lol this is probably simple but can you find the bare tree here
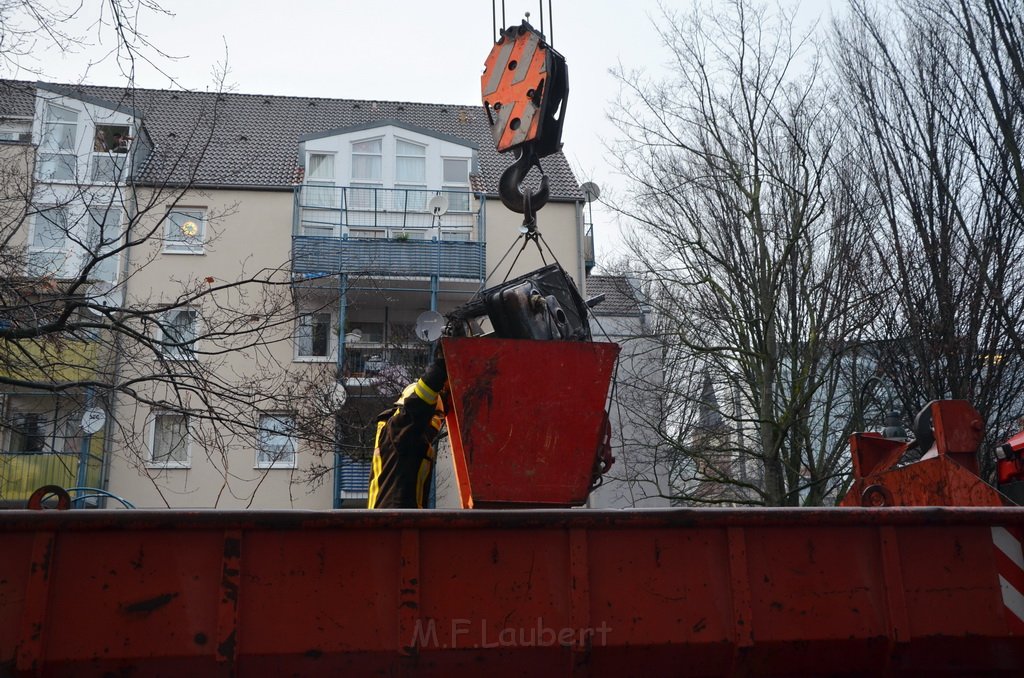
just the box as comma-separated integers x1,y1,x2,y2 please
0,6,333,507
607,0,879,506
834,0,1024,478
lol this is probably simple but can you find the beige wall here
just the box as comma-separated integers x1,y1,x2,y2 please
483,200,584,288
0,143,34,249
106,187,336,508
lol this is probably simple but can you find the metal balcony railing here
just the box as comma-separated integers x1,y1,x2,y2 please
291,185,485,280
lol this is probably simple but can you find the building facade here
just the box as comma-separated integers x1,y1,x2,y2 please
1,80,617,509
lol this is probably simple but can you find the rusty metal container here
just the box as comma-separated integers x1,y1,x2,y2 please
442,337,619,508
2,508,1024,676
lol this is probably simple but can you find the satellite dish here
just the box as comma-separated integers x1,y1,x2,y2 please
344,328,363,343
84,282,124,315
427,194,449,217
81,407,106,435
414,310,445,342
328,382,347,410
580,182,601,203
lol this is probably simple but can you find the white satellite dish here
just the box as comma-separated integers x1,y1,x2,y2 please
81,407,106,435
427,194,449,217
414,310,445,342
84,282,124,315
328,382,347,410
580,181,601,203
344,328,363,343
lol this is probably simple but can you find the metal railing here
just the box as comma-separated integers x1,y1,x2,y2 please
292,185,486,280
0,450,102,504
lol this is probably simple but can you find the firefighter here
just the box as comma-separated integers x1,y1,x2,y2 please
367,354,447,509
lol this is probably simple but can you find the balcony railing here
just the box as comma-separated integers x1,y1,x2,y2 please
292,185,485,280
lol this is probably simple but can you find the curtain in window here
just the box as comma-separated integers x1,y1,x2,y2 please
153,414,188,463
352,139,382,181
165,310,197,358
307,154,334,180
396,141,426,183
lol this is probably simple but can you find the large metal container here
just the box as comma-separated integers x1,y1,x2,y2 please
443,337,620,507
2,508,1024,676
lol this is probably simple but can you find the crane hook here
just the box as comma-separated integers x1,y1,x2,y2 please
498,144,550,226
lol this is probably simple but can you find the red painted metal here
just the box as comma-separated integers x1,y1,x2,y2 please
841,400,1006,507
442,337,620,507
2,508,1024,676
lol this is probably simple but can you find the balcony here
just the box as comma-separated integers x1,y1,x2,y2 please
292,185,485,280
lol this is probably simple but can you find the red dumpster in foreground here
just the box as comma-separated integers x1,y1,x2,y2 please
2,508,1024,676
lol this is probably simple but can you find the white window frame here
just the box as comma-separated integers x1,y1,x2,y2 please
27,205,71,277
147,411,191,468
350,137,383,211
294,311,334,362
255,413,297,469
159,307,200,361
84,206,122,282
351,137,383,182
442,157,472,212
163,207,206,254
304,151,339,213
395,138,428,212
38,103,78,182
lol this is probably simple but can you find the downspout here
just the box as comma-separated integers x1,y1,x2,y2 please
333,272,348,508
575,200,586,291
98,158,139,506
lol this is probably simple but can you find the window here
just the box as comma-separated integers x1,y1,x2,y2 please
305,153,338,209
32,206,69,250
256,414,297,468
38,153,77,181
352,139,382,181
149,412,189,467
27,206,70,276
164,208,206,254
395,139,427,210
39,104,78,181
160,308,198,360
9,413,46,453
296,312,332,359
351,138,383,210
84,207,121,282
443,158,471,212
308,153,334,181
43,104,78,150
3,397,74,454
91,124,131,182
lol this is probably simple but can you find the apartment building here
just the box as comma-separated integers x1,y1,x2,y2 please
1,79,618,509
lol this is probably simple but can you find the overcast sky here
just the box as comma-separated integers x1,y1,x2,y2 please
13,0,836,266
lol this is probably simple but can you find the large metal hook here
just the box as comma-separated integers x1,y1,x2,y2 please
498,145,550,222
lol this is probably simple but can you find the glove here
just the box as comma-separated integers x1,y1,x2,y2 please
421,358,447,393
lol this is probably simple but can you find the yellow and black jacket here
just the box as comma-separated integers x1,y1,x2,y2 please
367,377,445,509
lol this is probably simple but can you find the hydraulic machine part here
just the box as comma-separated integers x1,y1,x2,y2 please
997,430,1024,505
841,399,1007,507
447,263,592,342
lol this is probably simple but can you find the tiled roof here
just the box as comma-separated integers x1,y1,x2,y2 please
0,81,35,117
10,80,582,199
586,275,644,316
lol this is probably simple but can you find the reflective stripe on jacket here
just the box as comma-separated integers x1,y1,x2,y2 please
367,378,443,509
